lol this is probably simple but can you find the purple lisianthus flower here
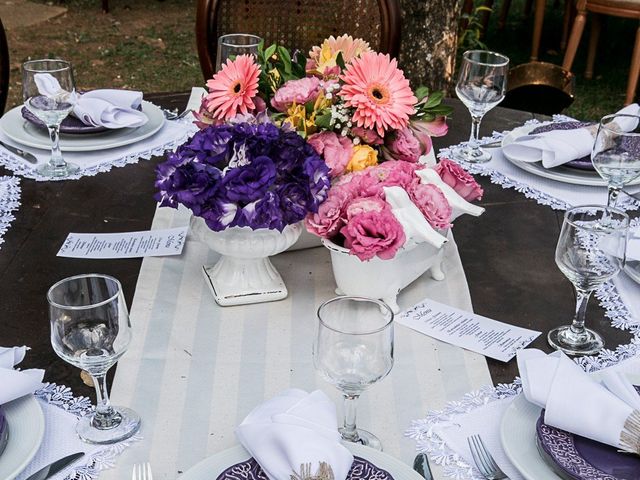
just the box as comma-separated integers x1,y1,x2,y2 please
155,121,331,232
222,155,276,203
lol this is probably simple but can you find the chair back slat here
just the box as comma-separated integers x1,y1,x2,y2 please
196,0,400,80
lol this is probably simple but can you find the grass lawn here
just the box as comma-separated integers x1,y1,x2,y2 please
5,0,637,121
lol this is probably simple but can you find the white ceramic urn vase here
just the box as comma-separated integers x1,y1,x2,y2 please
322,238,445,313
190,216,302,306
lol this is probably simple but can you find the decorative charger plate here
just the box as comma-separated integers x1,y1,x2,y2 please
0,101,164,152
501,373,640,480
21,106,107,134
179,443,422,480
0,395,45,480
501,125,640,187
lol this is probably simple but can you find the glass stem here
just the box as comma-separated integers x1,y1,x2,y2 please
468,115,484,154
607,185,621,208
570,288,592,336
342,394,360,442
47,124,66,169
91,373,121,430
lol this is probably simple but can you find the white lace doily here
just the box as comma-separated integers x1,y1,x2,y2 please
13,383,140,480
407,121,640,479
0,176,21,249
0,115,197,182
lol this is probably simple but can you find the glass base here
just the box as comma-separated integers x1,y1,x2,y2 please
547,326,604,356
452,145,492,164
76,406,140,444
339,427,382,450
36,161,80,178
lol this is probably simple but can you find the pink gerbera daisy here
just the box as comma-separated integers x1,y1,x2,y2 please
204,54,261,121
339,52,417,137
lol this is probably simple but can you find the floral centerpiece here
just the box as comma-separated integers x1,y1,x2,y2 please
155,34,485,308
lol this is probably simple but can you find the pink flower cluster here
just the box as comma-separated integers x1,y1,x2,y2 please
305,159,481,261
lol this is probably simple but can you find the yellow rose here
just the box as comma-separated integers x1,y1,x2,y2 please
346,145,378,172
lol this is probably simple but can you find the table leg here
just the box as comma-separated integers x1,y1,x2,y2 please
531,0,546,61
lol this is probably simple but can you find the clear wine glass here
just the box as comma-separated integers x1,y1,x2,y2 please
313,296,394,450
453,50,509,164
216,34,262,71
548,206,629,355
47,274,140,444
592,113,640,207
22,59,80,178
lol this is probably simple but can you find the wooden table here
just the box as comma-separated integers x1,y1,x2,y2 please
0,94,632,398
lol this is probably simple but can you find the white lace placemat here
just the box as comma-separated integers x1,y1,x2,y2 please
407,121,640,480
13,383,140,480
0,176,20,249
439,117,640,211
0,114,197,182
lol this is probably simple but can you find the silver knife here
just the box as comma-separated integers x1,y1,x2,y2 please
413,453,434,480
25,452,84,480
0,140,38,164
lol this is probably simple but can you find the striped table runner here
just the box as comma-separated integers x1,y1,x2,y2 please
102,205,491,480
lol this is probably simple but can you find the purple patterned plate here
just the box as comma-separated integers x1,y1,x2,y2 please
536,386,640,480
215,456,394,480
21,106,108,134
529,122,596,171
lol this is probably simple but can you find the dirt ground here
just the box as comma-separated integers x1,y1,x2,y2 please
4,0,203,109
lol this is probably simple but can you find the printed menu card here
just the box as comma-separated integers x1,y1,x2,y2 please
397,298,541,362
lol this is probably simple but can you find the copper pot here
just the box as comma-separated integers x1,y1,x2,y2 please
501,61,575,115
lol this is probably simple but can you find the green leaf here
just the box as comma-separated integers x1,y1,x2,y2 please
336,51,346,70
315,113,332,129
277,46,292,72
414,86,430,101
264,44,277,61
423,90,444,109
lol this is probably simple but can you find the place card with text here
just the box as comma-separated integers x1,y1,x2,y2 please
57,227,188,259
397,298,541,362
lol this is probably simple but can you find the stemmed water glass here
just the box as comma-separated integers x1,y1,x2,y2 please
22,59,80,178
313,296,394,450
47,274,141,444
592,113,640,207
216,34,262,71
453,50,509,164
548,206,629,355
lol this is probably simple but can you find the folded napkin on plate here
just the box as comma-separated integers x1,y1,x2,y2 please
236,389,354,480
0,346,44,405
502,103,640,168
34,73,148,129
517,349,640,454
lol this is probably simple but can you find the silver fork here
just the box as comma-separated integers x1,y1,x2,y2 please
132,462,153,480
467,434,508,480
163,108,192,120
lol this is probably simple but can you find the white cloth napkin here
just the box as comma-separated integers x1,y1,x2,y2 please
235,389,354,480
502,103,640,168
34,73,148,129
0,346,44,405
517,349,640,449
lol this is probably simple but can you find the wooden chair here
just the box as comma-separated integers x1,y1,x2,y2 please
562,0,640,104
195,0,401,81
0,17,9,115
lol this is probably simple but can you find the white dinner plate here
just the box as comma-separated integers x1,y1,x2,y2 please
0,100,165,152
0,395,45,480
501,124,640,188
179,443,422,480
500,373,640,479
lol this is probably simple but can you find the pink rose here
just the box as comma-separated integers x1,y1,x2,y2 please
345,196,387,219
434,158,483,202
307,131,353,177
369,161,421,190
271,77,321,112
351,126,384,145
410,117,449,156
340,209,406,261
304,185,351,238
408,183,452,230
383,127,421,162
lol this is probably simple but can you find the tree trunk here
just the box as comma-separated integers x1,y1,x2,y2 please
398,0,464,93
